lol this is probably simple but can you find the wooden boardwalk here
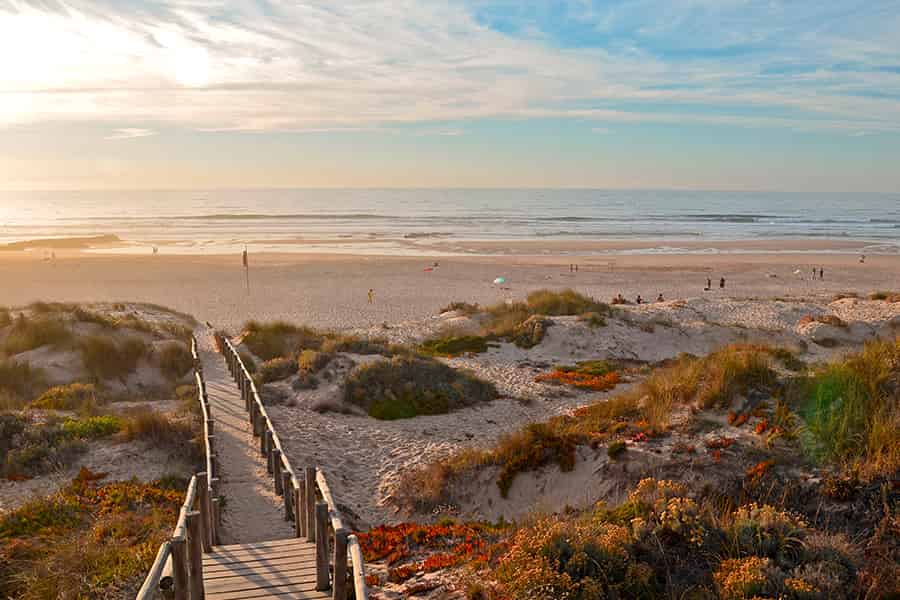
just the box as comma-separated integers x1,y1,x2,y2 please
137,331,367,600
203,538,328,600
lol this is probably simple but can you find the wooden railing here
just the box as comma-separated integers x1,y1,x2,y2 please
218,334,368,600
136,337,220,599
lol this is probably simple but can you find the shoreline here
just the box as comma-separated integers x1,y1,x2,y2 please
1,235,896,258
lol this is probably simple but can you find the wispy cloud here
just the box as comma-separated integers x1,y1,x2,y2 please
0,0,898,134
105,128,156,140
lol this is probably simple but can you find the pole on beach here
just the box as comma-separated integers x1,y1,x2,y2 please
243,246,250,295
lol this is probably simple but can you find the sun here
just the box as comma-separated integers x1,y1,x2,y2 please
173,46,210,88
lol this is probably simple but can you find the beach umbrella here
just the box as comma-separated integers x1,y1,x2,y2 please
493,277,506,284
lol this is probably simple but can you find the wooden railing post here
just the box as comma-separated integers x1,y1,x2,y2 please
282,472,293,521
315,502,330,591
305,467,316,543
272,449,283,495
171,536,188,600
210,477,221,546
259,424,268,457
186,511,205,599
333,528,349,600
197,472,211,553
266,431,275,474
294,484,305,538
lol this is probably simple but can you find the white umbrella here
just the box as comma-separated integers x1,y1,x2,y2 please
493,277,506,284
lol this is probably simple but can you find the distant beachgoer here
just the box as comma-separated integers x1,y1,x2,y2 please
720,277,725,289
819,268,824,280
657,293,664,302
812,267,817,280
574,264,579,272
636,295,643,305
367,289,374,304
153,246,158,255
706,277,712,291
860,254,866,264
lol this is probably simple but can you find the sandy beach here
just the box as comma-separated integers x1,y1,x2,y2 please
1,243,897,332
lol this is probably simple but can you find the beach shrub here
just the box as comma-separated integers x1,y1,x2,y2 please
607,440,627,458
2,314,72,356
1,416,87,480
440,301,481,315
523,288,612,317
0,308,11,328
60,415,122,439
319,334,397,356
0,476,185,599
238,350,257,373
419,334,491,357
298,349,332,373
579,311,607,328
242,320,322,360
344,356,497,420
157,341,193,380
714,557,780,600
493,514,639,599
29,383,101,412
0,359,46,406
255,356,298,384
120,408,200,462
79,335,149,381
869,291,900,302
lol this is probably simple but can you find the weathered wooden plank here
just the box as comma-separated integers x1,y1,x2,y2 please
205,569,317,592
207,585,330,600
210,537,312,553
205,559,317,578
204,549,316,568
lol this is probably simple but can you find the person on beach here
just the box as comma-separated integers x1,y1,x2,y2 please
812,267,817,280
860,254,866,264
819,268,824,280
657,293,664,302
706,277,712,291
720,277,725,289
636,295,643,304
367,289,375,304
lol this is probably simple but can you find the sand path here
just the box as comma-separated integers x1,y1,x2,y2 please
197,331,294,544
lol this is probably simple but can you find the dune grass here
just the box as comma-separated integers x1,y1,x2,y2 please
423,289,612,354
242,320,322,360
398,344,784,508
156,341,193,380
1,314,72,356
0,307,11,328
254,356,299,384
0,359,47,408
794,337,899,478
869,291,900,302
344,356,497,420
79,334,149,381
119,408,201,461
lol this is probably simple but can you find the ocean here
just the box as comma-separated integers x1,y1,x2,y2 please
1,189,898,255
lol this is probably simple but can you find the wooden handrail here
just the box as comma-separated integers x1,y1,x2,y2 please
219,334,368,600
137,335,218,599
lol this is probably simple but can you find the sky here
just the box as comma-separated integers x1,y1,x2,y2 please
1,0,899,191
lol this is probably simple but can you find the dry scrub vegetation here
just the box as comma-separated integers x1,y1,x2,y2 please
385,338,899,599
239,320,498,419
425,289,613,356
0,302,201,597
